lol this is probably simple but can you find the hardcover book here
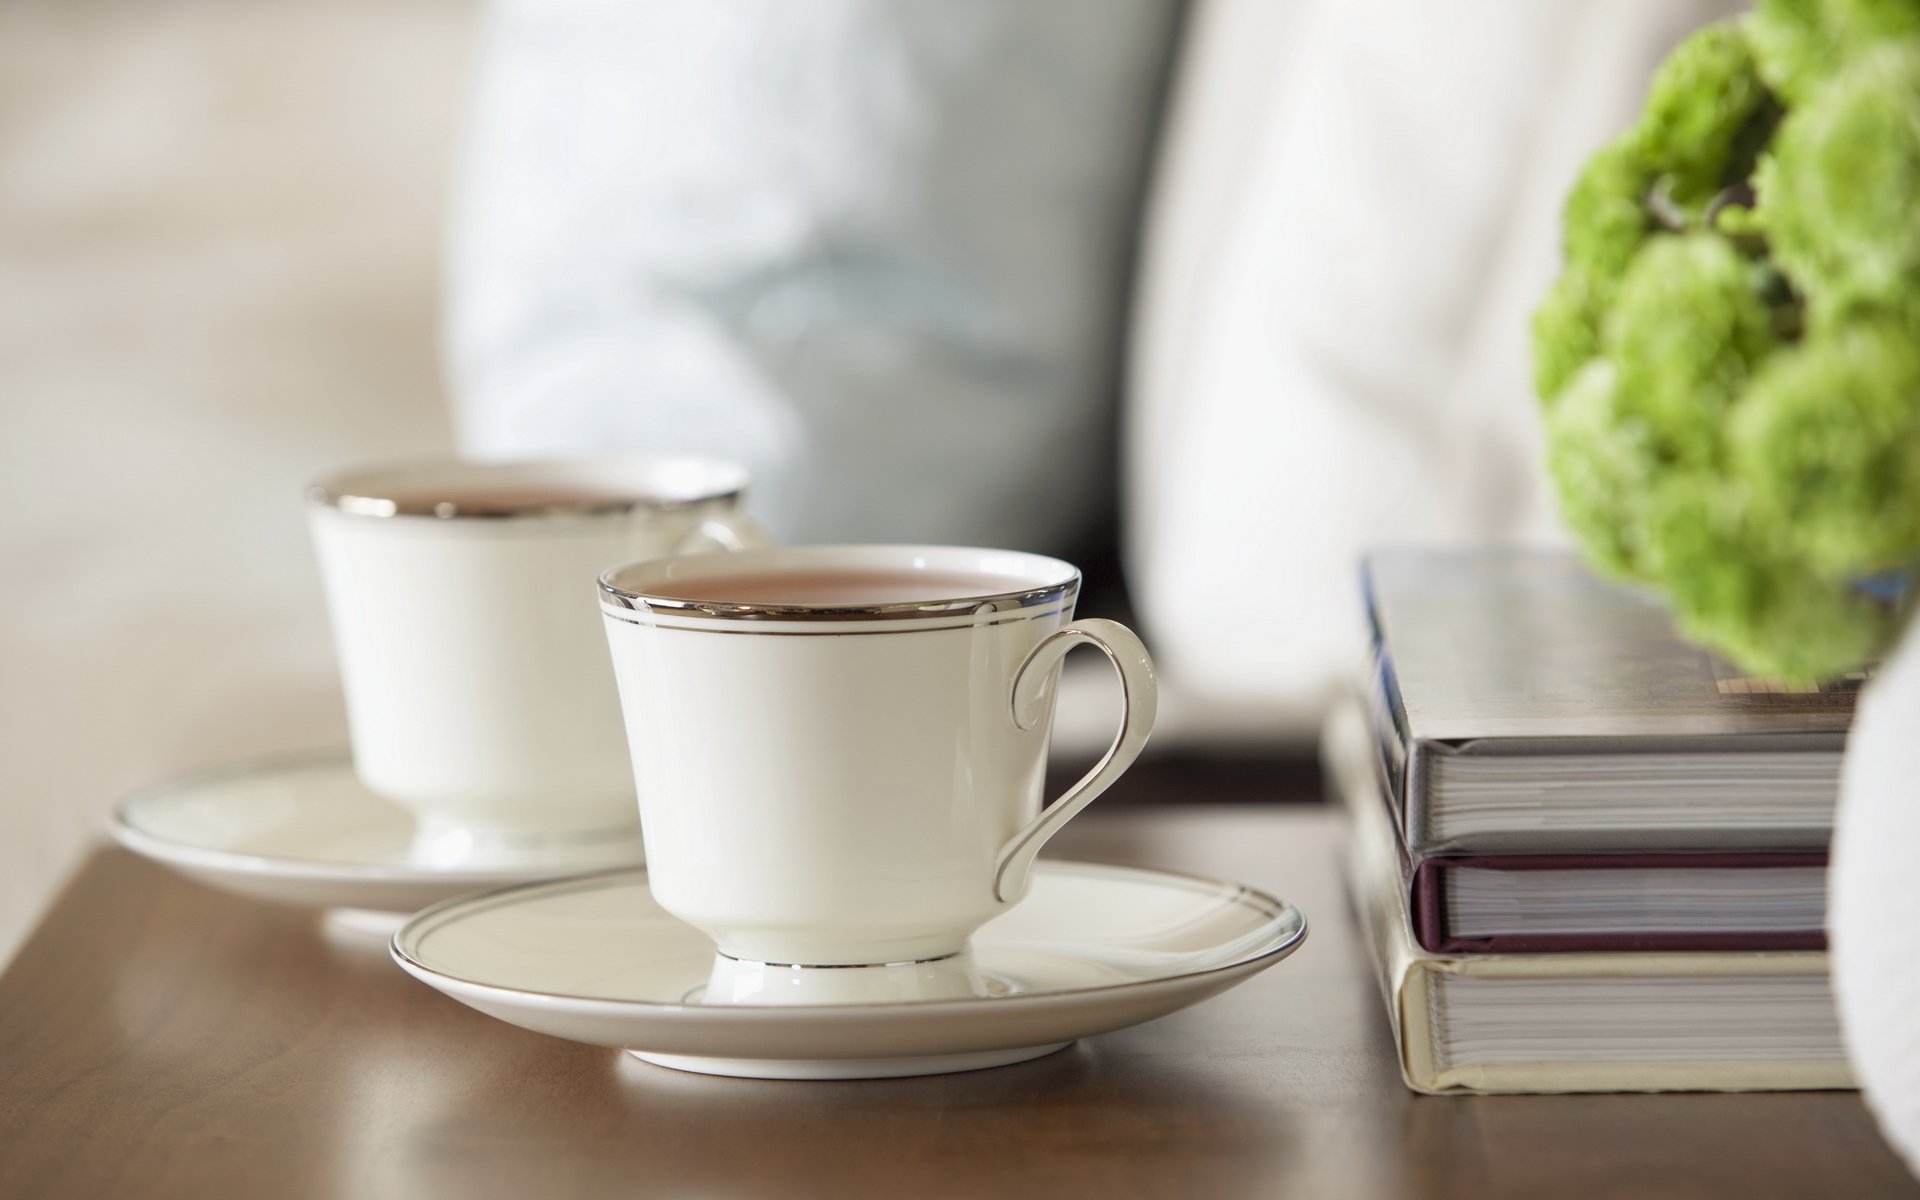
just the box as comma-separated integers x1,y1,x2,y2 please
1365,550,1855,854
1346,696,1830,953
1406,850,1827,955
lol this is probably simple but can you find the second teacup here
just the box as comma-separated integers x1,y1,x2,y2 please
599,544,1157,973
310,455,766,858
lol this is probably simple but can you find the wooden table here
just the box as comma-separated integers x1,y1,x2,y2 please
3,806,1915,1199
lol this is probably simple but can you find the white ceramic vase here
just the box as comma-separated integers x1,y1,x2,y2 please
1832,618,1920,1174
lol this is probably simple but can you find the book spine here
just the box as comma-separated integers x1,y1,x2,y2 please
1366,650,1431,854
1364,561,1428,853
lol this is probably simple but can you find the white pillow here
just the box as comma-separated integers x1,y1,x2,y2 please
1126,0,1741,736
449,0,1180,552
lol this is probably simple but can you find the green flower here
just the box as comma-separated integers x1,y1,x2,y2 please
1731,320,1920,575
1636,20,1776,215
1531,269,1604,402
1750,0,1920,105
1605,233,1778,462
1532,11,1920,680
1639,478,1889,683
1544,362,1658,579
1756,40,1920,329
1562,136,1654,279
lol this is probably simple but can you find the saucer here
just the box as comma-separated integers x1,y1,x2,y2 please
391,860,1308,1079
110,753,646,913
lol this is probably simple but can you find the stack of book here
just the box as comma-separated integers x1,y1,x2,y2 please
1330,550,1859,1095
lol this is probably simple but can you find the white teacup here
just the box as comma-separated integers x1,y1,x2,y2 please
309,456,766,856
599,545,1157,973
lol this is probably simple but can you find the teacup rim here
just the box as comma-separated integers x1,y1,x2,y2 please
600,544,1081,622
308,454,750,520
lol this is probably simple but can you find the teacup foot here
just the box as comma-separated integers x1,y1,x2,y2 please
321,906,408,947
407,817,642,871
629,1042,1074,1080
703,949,995,1006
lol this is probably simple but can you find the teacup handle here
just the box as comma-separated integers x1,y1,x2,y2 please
994,618,1157,903
672,513,773,555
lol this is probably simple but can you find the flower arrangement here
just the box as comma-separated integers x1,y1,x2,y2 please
1532,1,1920,681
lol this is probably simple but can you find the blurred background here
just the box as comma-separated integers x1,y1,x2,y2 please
1,0,465,963
0,0,1734,966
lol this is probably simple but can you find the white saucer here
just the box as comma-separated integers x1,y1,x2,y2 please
110,753,646,913
391,860,1308,1079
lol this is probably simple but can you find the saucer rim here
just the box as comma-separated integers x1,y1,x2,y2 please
388,859,1309,1017
109,749,643,886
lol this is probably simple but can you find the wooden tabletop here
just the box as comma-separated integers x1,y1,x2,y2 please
2,806,1915,1200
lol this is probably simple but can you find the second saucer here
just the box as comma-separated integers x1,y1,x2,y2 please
110,753,646,914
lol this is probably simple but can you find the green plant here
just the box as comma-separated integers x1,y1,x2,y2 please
1533,1,1920,680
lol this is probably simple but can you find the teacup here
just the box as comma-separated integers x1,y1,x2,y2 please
598,545,1157,980
309,455,766,858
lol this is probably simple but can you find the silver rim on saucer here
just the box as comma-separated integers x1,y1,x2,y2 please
109,752,646,911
